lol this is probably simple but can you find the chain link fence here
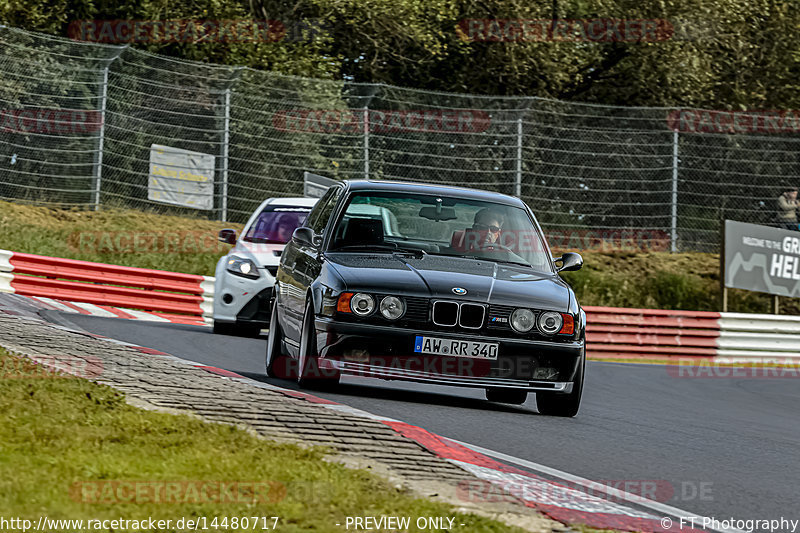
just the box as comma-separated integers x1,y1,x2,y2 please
1,25,798,252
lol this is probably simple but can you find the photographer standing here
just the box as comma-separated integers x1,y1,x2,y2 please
776,186,799,230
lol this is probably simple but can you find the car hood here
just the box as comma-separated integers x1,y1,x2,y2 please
232,241,285,267
325,253,571,311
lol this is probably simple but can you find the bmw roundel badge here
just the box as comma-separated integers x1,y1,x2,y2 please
452,287,467,295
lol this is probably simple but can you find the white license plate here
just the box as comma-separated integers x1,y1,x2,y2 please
414,335,498,359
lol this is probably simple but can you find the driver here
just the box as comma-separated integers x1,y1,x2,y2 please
274,214,297,243
472,208,504,246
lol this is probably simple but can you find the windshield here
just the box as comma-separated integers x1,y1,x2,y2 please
243,207,311,244
329,191,553,273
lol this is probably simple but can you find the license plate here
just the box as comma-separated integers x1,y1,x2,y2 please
414,335,498,359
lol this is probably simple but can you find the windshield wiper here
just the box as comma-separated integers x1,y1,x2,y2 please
332,244,399,252
332,244,426,257
393,247,426,257
430,252,532,269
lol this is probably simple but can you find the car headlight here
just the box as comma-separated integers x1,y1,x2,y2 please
350,293,375,316
510,308,536,333
538,311,563,336
226,256,260,280
379,296,405,320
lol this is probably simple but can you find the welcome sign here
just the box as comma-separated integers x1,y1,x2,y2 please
724,220,800,298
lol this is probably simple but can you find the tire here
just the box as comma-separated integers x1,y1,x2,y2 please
213,320,262,337
485,388,528,405
265,298,293,379
536,350,585,418
297,300,339,389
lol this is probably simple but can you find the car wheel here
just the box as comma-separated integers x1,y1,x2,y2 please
485,388,528,405
265,297,293,379
536,349,585,418
297,300,340,389
213,320,261,337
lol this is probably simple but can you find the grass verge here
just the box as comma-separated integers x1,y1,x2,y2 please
0,347,525,532
0,200,240,275
1,200,796,315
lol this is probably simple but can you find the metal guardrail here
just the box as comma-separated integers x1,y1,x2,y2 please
586,306,800,361
584,306,721,359
0,249,213,318
2,249,799,361
717,313,800,361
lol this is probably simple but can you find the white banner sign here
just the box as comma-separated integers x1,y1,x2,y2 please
149,144,214,210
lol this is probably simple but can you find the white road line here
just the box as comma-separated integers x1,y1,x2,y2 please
447,439,744,533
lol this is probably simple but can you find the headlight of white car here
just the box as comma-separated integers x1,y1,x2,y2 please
226,256,260,280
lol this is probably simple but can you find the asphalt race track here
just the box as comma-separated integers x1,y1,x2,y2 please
47,311,800,526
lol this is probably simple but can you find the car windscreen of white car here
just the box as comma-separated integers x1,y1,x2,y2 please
243,207,311,244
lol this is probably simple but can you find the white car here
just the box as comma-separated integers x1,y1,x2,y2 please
213,197,318,336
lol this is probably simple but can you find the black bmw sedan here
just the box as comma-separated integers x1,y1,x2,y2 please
265,180,586,416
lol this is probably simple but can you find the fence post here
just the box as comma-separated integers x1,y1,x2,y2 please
92,45,127,211
671,130,679,252
216,67,243,221
363,106,370,179
220,86,231,221
515,117,523,198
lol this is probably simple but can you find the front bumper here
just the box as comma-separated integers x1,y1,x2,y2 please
213,267,274,326
314,317,583,392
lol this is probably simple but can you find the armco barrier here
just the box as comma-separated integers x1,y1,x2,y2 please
2,249,799,361
585,307,800,361
716,313,800,361
584,307,722,359
0,249,213,318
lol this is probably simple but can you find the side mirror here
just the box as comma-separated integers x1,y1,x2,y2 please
218,229,237,245
292,227,318,247
554,252,583,272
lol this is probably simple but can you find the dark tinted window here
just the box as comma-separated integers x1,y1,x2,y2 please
243,207,311,244
305,187,342,233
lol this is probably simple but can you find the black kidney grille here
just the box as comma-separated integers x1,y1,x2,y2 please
459,303,485,329
432,301,459,326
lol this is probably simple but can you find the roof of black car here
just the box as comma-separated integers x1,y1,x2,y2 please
340,180,525,207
